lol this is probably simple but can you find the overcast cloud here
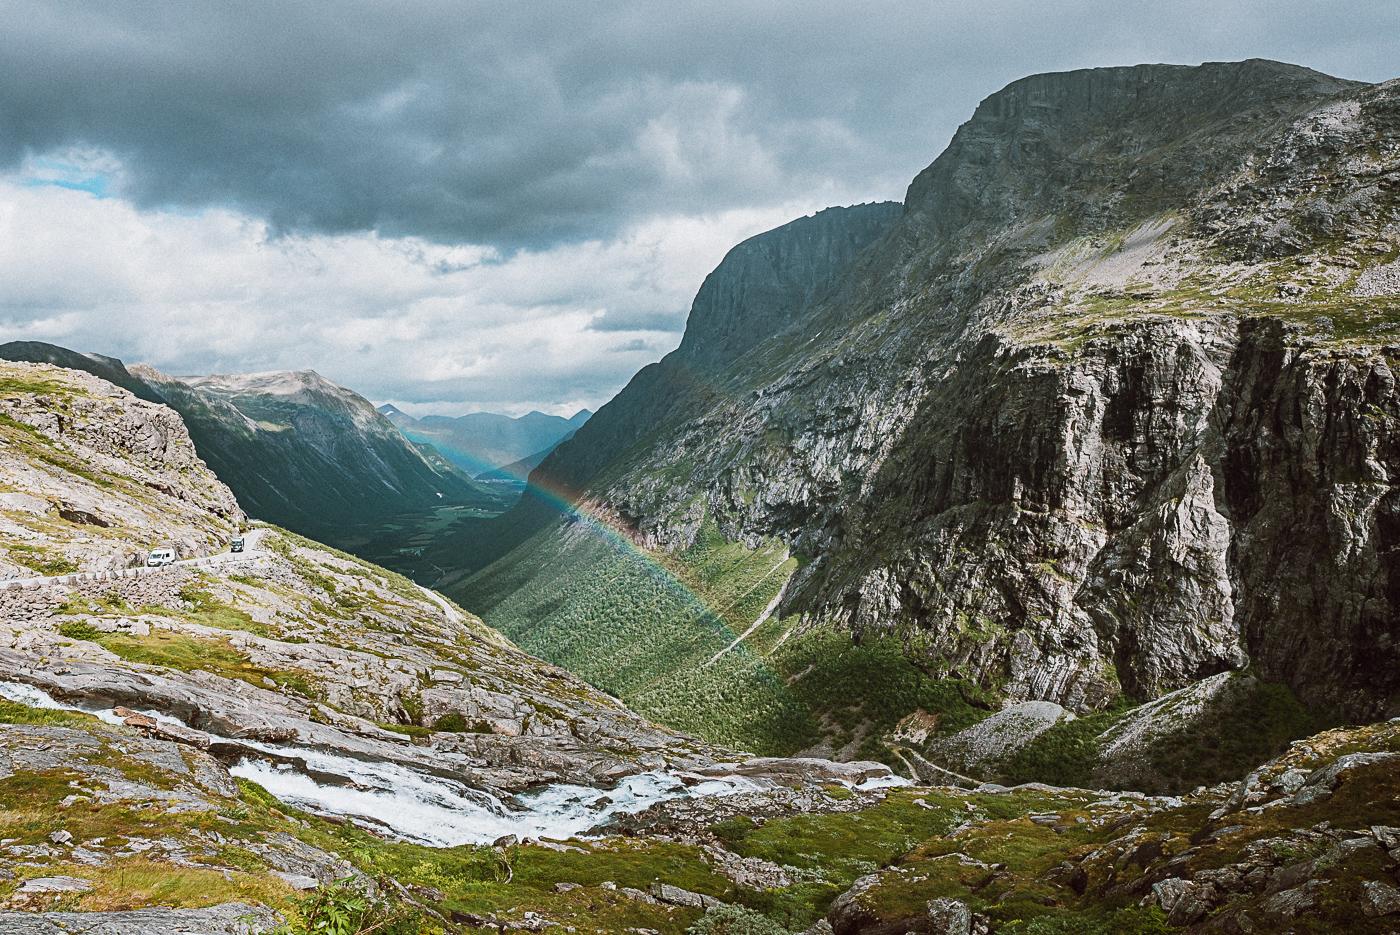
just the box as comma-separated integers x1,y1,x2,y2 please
0,1,1396,414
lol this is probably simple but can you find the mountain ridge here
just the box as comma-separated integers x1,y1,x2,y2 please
455,60,1400,769
0,342,497,547
384,404,592,478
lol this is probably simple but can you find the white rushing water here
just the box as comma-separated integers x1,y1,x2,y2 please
0,680,183,728
0,680,777,846
230,753,760,847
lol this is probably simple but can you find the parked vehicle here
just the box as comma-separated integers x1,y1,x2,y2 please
230,536,245,553
146,548,177,567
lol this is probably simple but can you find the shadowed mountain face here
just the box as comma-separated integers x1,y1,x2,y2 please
451,60,1400,766
0,343,498,546
381,405,591,479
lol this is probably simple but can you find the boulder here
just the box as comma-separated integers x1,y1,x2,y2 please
925,897,973,935
16,876,91,894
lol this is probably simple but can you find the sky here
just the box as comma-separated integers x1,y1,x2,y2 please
0,2,1396,416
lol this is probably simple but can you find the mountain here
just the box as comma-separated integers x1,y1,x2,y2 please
475,428,583,485
0,343,501,547
4,355,1400,935
455,61,1400,776
381,405,591,477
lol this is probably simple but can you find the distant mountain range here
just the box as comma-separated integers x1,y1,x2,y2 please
379,404,590,479
0,341,502,546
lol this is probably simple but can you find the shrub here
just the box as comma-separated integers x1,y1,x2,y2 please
272,877,424,935
688,904,793,935
58,620,101,642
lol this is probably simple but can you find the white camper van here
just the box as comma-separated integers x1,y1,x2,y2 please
146,548,177,567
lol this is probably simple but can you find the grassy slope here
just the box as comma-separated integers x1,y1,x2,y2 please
460,517,991,758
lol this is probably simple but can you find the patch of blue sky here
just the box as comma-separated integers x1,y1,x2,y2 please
19,157,112,197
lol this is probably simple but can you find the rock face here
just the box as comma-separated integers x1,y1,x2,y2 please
676,203,904,369
0,344,500,547
0,356,922,931
458,61,1400,736
0,360,243,577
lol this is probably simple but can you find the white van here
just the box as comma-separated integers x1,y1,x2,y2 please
146,548,177,567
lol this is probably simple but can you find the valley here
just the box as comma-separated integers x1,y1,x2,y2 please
0,56,1398,935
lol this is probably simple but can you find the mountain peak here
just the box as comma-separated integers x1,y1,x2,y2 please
675,201,903,368
186,368,339,398
904,58,1363,241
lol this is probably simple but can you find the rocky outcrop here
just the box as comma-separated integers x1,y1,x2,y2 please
677,203,903,369
0,904,279,934
0,361,243,578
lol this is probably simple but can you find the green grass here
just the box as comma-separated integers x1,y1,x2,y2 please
1015,249,1400,355
997,676,1328,792
996,702,1134,787
6,542,79,575
58,619,102,641
0,375,82,397
174,581,270,635
86,629,319,699
461,515,990,757
0,699,104,728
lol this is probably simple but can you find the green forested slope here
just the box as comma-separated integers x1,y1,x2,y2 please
460,515,991,756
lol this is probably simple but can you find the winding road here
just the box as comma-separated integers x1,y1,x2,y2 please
1,527,269,590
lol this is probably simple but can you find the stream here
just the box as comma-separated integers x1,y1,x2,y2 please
0,680,835,847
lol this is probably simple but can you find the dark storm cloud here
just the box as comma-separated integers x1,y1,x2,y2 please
4,1,1395,250
1,1,1396,415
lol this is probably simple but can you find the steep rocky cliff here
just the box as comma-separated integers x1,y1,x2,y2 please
5,60,1400,935
458,61,1400,769
0,360,243,577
